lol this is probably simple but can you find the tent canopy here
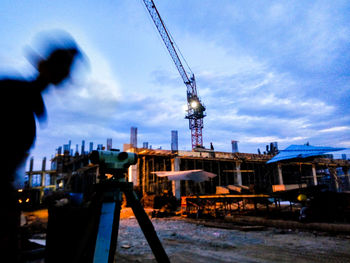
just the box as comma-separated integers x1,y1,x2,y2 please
267,144,346,164
152,169,217,182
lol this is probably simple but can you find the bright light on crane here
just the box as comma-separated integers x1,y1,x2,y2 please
190,101,198,109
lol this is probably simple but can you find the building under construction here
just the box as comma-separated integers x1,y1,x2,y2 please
26,135,350,203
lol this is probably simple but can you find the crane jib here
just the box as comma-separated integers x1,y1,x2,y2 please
144,0,190,85
143,0,206,149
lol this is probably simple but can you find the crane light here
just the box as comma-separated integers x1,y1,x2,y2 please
190,101,198,109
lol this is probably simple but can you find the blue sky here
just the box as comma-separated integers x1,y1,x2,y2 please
1,0,350,169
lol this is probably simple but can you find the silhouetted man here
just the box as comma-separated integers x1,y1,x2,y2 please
0,39,80,262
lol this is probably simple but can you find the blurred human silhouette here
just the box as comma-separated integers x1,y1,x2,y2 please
0,32,81,262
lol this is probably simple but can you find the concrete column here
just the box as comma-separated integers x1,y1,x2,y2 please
96,166,100,184
171,157,181,199
145,158,149,193
334,170,340,192
28,174,33,188
312,164,318,186
28,158,34,188
329,167,339,192
142,156,146,195
185,181,190,195
198,183,204,194
128,163,139,185
277,163,284,185
40,173,46,187
51,174,57,190
235,161,242,185
218,162,221,186
343,167,350,188
41,157,46,187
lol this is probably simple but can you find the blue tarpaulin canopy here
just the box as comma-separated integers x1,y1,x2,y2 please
267,144,346,164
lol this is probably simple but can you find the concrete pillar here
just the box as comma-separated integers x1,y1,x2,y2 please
343,167,350,189
51,174,57,190
218,162,221,186
142,156,146,195
329,167,339,192
334,172,340,192
171,157,181,199
40,157,46,187
128,163,139,185
198,183,204,194
40,172,46,187
28,157,34,188
277,163,284,185
312,164,318,186
145,158,149,193
235,161,242,185
335,168,340,192
28,174,33,188
95,166,100,184
185,181,190,196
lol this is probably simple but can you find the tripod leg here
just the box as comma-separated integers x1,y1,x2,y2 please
108,195,122,263
93,190,122,263
124,189,170,263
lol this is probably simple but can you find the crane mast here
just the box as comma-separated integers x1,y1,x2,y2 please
143,0,206,149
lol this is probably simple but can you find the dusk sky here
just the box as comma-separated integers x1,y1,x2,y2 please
1,0,349,170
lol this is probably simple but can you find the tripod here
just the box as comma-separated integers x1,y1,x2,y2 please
93,176,170,263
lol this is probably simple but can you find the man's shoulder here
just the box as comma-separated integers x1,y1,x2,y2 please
0,77,30,87
0,78,40,114
0,78,36,99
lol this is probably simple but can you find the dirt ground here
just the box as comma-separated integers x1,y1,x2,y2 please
23,208,350,263
116,209,350,263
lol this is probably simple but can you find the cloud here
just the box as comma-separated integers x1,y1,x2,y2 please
319,126,350,133
164,29,348,152
3,0,346,162
243,136,307,144
340,141,350,147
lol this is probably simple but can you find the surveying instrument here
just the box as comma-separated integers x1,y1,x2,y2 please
89,149,170,263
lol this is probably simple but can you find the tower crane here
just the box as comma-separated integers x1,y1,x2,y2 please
142,0,206,149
